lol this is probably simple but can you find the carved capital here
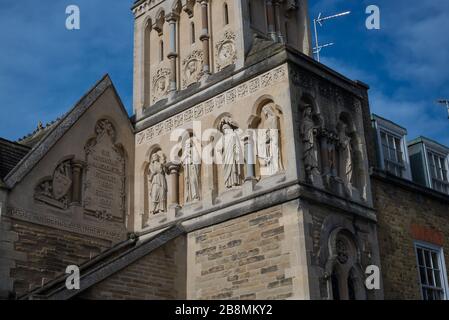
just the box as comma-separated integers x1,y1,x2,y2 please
165,161,181,175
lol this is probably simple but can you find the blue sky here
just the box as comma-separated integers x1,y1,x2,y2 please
0,0,448,145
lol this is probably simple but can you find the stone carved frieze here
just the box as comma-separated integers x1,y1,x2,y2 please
84,119,126,223
182,50,203,89
215,30,237,72
136,65,288,145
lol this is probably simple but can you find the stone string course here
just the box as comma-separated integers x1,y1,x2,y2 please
136,65,288,145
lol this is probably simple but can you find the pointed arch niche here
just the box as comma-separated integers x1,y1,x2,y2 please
248,97,286,179
336,112,366,200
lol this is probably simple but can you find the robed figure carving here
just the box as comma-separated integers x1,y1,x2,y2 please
183,139,201,203
338,122,353,190
259,105,284,176
148,152,167,214
219,117,243,189
301,105,320,180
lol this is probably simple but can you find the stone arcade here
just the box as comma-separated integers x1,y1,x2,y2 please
1,0,448,300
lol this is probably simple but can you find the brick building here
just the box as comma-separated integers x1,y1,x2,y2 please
0,0,448,300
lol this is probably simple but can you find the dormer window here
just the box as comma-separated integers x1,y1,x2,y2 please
408,136,449,195
372,114,411,180
380,131,404,177
427,151,449,194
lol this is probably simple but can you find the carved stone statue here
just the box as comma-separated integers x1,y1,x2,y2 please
148,152,167,214
219,118,243,188
183,139,201,203
259,105,283,176
301,105,320,180
338,122,353,189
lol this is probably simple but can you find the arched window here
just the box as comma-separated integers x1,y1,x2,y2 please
191,22,195,44
159,40,164,62
224,3,229,25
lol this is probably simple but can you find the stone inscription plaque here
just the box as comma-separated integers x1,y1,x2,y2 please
84,120,126,222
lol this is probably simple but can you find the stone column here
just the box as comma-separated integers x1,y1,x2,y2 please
166,162,181,207
166,13,179,93
266,1,277,42
71,161,84,205
244,134,256,180
273,0,284,43
199,0,211,75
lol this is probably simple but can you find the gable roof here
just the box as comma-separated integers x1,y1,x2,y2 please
0,137,30,180
3,75,131,189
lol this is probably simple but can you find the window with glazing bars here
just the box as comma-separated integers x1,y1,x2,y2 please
427,151,449,194
380,131,404,177
416,245,448,300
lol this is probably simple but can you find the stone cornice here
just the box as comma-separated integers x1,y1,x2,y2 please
372,168,449,204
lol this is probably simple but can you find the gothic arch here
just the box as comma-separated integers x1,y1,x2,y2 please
323,227,367,300
337,112,365,198
247,98,285,178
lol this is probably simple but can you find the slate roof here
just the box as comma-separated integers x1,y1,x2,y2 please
0,137,30,180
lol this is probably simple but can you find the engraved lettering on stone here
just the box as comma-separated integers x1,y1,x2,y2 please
84,120,125,222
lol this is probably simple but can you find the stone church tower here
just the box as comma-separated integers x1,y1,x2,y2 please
0,0,383,300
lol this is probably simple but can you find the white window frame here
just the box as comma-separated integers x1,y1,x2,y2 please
414,241,449,300
379,129,405,177
372,115,412,180
426,149,449,195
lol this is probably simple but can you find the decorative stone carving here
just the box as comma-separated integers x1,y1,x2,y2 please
218,117,243,189
182,139,201,203
152,68,171,103
182,50,204,89
215,30,237,72
137,65,288,145
336,238,349,265
35,160,73,210
258,104,283,176
148,151,167,214
84,119,126,223
301,105,320,182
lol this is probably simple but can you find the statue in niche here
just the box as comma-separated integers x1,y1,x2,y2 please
338,122,353,189
258,105,283,176
219,117,243,188
183,138,201,203
300,105,320,181
148,152,167,214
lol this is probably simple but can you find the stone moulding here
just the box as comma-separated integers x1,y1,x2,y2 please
136,65,288,145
